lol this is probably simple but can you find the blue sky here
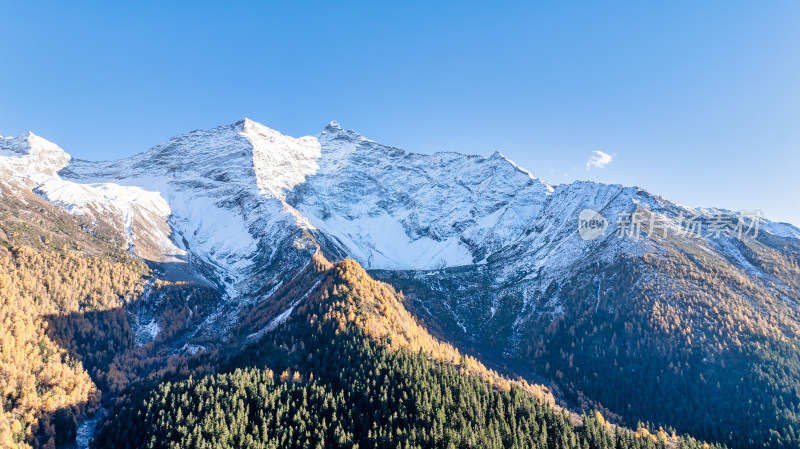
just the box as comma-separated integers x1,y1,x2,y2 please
2,1,799,225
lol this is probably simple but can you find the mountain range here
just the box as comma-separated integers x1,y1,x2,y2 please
1,119,799,449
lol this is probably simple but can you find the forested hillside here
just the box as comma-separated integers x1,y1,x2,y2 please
91,257,723,449
0,187,149,448
521,238,800,449
232,256,549,400
0,188,214,448
91,335,724,449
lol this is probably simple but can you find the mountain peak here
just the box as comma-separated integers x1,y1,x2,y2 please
325,120,342,131
241,117,263,129
0,131,71,177
489,150,506,160
222,117,273,134
240,117,278,135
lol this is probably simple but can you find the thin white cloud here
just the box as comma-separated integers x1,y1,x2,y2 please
586,150,613,170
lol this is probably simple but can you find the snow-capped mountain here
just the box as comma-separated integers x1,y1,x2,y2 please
5,119,800,449
2,119,798,346
2,119,560,296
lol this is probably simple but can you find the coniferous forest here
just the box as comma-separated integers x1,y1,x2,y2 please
90,257,723,449
91,327,721,449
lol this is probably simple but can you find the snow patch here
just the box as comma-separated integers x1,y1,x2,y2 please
135,318,161,346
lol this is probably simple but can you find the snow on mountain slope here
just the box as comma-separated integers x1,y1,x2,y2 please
35,179,177,258
287,121,555,269
0,132,71,183
246,120,321,200
58,119,320,293
0,132,181,261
